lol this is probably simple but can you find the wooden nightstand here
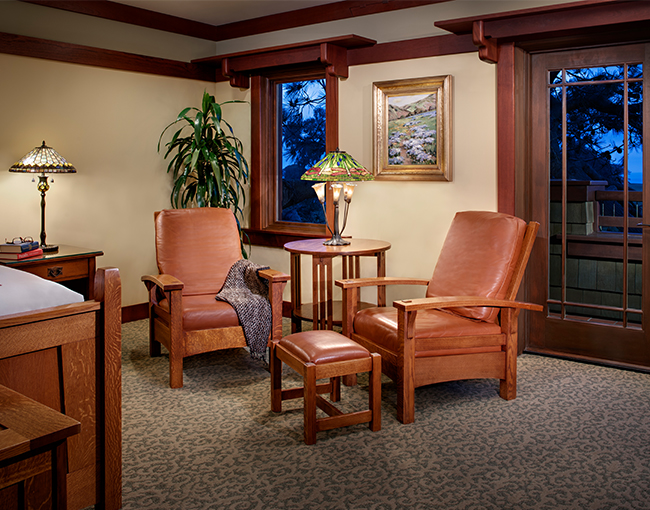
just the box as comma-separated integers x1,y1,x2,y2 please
0,385,81,510
0,245,103,300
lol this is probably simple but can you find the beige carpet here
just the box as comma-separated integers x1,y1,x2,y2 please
120,319,650,509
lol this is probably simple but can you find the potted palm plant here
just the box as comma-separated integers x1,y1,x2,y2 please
159,91,249,256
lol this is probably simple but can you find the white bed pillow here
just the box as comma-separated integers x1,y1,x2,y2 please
0,265,85,316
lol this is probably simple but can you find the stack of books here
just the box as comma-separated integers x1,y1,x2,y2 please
0,239,43,261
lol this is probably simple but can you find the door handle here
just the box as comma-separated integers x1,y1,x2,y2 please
636,223,650,227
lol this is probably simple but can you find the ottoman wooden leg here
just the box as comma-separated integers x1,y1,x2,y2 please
270,342,283,413
369,352,381,432
304,363,317,445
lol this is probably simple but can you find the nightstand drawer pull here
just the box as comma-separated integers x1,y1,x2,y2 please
48,266,64,278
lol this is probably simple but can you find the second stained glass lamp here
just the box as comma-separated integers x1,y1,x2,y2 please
301,149,373,246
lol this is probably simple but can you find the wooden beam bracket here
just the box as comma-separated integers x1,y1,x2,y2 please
472,20,498,64
320,43,348,78
221,57,250,89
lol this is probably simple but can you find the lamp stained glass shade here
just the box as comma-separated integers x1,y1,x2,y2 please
9,141,76,174
301,150,373,181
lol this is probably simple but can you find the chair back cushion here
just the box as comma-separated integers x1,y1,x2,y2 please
155,208,241,296
426,211,526,323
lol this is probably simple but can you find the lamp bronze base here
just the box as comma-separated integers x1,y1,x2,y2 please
41,244,59,253
323,235,350,246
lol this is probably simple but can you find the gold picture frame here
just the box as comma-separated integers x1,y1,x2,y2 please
373,75,452,181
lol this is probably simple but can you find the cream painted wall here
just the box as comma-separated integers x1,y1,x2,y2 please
0,48,496,310
0,53,217,306
247,52,497,306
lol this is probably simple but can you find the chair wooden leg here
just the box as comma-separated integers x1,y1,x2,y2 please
396,374,415,425
168,290,183,388
500,309,518,401
149,338,161,357
342,374,357,386
270,343,283,413
148,315,161,357
330,376,341,402
304,363,317,445
169,355,183,389
369,353,381,432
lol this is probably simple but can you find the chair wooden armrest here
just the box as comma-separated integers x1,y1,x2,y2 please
258,269,291,284
141,273,184,292
336,276,430,289
392,296,543,343
393,296,544,313
258,269,290,342
338,277,430,337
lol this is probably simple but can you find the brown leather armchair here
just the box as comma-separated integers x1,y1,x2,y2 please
142,208,289,388
337,211,542,424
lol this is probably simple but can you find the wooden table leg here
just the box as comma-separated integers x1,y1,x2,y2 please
312,255,333,330
52,441,68,510
377,251,387,307
290,253,302,333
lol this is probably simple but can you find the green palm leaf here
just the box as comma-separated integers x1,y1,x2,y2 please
158,90,250,257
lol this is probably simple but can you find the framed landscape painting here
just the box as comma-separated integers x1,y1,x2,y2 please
373,75,452,181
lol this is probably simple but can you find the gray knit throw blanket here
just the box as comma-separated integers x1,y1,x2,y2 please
215,259,271,360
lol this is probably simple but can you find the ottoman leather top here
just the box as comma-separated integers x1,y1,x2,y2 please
279,330,370,365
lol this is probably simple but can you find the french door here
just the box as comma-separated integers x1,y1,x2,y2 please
527,44,650,369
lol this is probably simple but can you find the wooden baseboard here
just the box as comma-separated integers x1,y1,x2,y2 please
122,301,293,324
121,303,148,323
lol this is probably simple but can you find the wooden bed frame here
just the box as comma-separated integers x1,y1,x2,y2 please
0,267,122,510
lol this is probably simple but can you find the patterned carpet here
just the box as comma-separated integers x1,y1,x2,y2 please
121,320,650,510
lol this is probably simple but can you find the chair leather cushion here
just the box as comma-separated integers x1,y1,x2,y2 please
159,294,240,331
354,306,502,354
155,208,242,296
426,211,526,323
279,330,370,365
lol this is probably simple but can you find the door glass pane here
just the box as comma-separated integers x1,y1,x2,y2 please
548,63,643,326
565,65,625,82
279,79,326,224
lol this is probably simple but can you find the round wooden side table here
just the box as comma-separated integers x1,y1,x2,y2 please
284,238,391,331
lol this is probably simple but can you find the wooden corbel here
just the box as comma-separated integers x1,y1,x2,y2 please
221,57,250,89
472,20,498,64
319,43,348,78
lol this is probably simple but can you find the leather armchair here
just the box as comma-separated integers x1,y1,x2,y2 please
337,211,542,424
142,208,289,388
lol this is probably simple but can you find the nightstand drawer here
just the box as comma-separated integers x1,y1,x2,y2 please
23,259,89,282
0,245,102,300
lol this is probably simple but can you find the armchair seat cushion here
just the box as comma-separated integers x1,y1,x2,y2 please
354,307,502,353
159,294,240,331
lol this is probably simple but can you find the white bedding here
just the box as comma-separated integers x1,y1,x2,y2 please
0,265,85,316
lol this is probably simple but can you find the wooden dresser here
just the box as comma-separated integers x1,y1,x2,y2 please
0,267,122,509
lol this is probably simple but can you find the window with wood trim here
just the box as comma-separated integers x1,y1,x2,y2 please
247,67,339,247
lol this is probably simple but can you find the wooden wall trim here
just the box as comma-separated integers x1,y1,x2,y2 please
435,0,650,51
121,302,148,323
436,0,621,35
496,42,516,216
0,31,476,82
21,0,450,43
348,33,475,65
0,32,216,81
